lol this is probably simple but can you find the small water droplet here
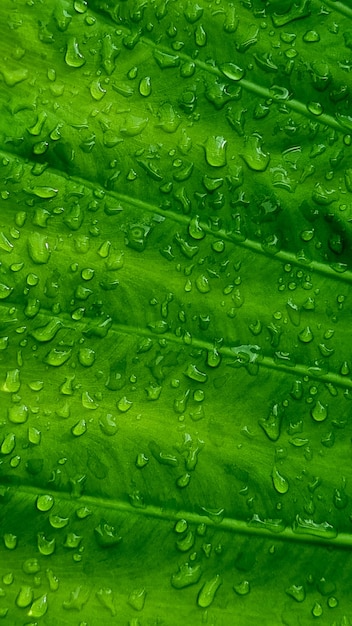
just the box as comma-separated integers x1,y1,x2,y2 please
220,62,245,81
307,101,323,116
43,346,72,367
195,24,207,47
312,601,323,617
298,326,313,343
233,580,250,595
303,30,320,43
78,347,96,367
36,494,54,512
286,584,305,602
139,76,152,97
0,283,13,300
71,419,87,437
37,532,55,556
96,587,116,616
16,586,33,608
1,433,16,455
128,588,146,611
272,467,289,494
94,520,121,547
171,562,202,588
3,533,17,550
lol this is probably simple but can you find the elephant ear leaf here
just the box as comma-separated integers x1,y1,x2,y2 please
1,0,352,624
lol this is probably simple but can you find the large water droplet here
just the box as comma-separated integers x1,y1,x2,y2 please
197,575,222,608
65,38,86,67
204,136,227,167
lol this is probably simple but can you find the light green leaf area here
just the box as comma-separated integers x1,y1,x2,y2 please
1,0,352,624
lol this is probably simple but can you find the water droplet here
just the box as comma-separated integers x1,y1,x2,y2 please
28,594,48,617
27,232,50,264
233,580,250,595
0,283,12,300
45,347,72,367
76,506,91,520
242,134,270,171
220,62,245,81
292,515,337,539
63,586,90,611
307,101,323,116
96,588,116,616
311,401,327,422
259,404,282,441
2,66,28,87
298,326,313,343
195,274,210,294
177,473,191,488
312,601,323,617
184,364,207,383
171,562,202,589
31,319,62,343
128,588,146,611
94,520,121,547
16,586,33,608
197,575,222,608
37,532,55,556
78,347,95,367
184,2,203,23
89,79,106,101
286,584,305,602
174,519,188,534
71,419,87,437
8,404,28,424
3,533,17,550
195,24,207,47
99,413,118,436
303,30,320,43
204,136,227,167
139,76,151,97
153,49,180,69
65,38,86,68
1,433,16,455
272,467,289,494
36,494,54,512
74,0,88,12
2,572,14,585
49,514,69,529
176,530,195,552
64,533,82,549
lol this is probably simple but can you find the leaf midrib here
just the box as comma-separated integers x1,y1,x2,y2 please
1,148,351,286
79,0,350,133
1,301,352,391
3,481,352,549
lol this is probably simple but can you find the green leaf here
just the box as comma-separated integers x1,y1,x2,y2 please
0,0,352,624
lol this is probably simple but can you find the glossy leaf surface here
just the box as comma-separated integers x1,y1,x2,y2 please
0,0,352,624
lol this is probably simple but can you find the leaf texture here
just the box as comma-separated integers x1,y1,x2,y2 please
0,0,352,624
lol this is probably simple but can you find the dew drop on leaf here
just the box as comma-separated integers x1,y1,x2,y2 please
311,401,327,422
197,575,222,608
36,494,54,512
16,585,33,608
65,38,86,68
